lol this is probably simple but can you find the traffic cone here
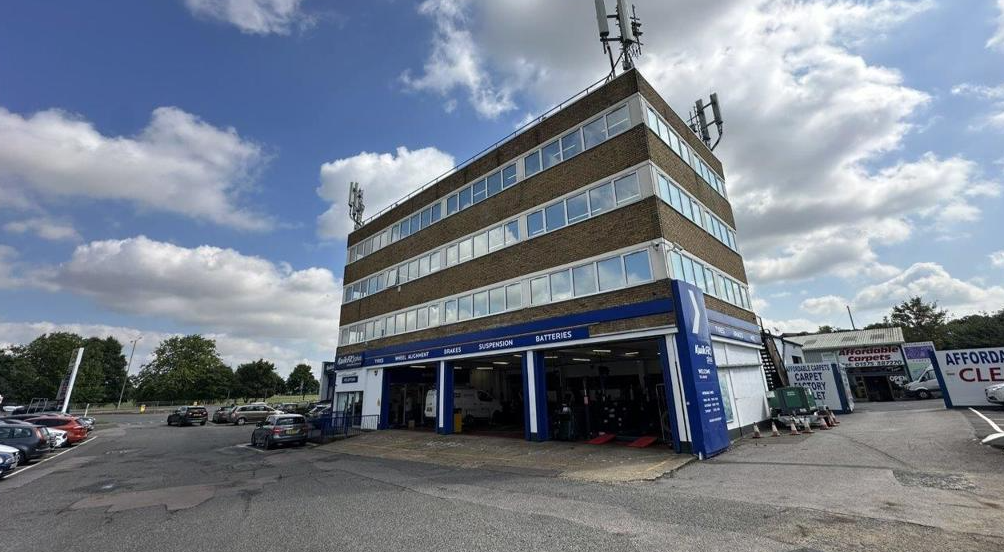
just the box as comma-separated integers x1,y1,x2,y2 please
802,418,814,434
788,419,800,435
817,415,831,429
770,421,780,436
752,423,762,439
827,408,840,426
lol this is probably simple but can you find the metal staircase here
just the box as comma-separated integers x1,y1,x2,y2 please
759,331,789,391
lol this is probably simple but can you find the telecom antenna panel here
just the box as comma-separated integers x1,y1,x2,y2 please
689,92,725,150
348,181,365,230
594,0,643,76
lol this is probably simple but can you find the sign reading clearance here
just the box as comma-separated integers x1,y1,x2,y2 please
934,347,1004,407
837,345,904,368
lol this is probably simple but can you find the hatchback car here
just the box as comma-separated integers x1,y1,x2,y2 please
24,416,88,444
0,444,19,478
167,406,208,426
228,404,278,425
0,423,51,463
212,405,236,423
250,414,309,449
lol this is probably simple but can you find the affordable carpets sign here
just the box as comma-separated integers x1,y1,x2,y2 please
932,347,1004,407
838,345,904,368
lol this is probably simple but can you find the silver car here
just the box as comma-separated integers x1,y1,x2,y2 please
228,404,278,425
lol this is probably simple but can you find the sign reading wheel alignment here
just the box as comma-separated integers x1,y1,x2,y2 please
931,347,1004,407
671,279,729,459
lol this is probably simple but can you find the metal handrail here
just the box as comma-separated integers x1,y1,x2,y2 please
358,72,615,227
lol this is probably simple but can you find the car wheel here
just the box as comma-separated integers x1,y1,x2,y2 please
200,421,206,426
15,451,26,465
236,417,247,426
264,437,273,450
167,418,173,426
918,390,931,400
298,440,307,447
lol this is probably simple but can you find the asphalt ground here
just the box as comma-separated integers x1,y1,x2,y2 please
1,405,1002,552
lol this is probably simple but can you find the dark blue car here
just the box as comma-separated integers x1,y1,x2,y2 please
0,423,51,464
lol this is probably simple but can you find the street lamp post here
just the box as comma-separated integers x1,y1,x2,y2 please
117,336,142,409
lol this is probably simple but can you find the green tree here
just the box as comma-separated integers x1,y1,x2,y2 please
0,346,35,404
942,309,1004,349
884,297,948,344
20,332,88,399
286,363,319,397
234,359,281,401
134,335,231,402
816,325,843,333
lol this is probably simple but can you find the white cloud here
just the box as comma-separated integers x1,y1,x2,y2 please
951,82,1004,131
401,0,518,119
316,146,456,240
800,295,849,316
0,106,271,231
761,317,821,335
183,0,311,35
4,217,80,242
989,0,1004,50
0,245,20,289
989,250,1004,268
40,236,341,350
852,262,1004,316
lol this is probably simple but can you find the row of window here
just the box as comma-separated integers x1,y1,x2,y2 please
644,103,727,198
343,169,643,304
655,172,739,252
339,249,654,346
669,250,751,311
347,103,634,265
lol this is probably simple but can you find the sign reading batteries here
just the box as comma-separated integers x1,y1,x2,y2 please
671,280,729,458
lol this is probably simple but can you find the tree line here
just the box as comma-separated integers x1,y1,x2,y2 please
0,333,319,406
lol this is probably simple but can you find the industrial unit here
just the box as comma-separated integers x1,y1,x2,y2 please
787,327,908,402
325,67,769,457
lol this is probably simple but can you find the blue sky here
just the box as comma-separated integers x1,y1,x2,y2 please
1,0,1003,375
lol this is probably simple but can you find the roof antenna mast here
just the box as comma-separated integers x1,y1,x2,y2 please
348,181,365,230
689,93,725,150
594,0,643,79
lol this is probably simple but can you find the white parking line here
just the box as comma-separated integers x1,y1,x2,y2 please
5,436,99,479
235,443,267,454
969,408,1004,444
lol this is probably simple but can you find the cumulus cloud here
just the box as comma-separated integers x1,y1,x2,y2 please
800,295,849,316
183,0,312,35
401,0,518,118
40,236,341,350
951,82,1004,132
3,217,80,242
0,106,271,231
853,263,1004,316
316,146,456,240
989,0,1004,50
0,245,20,289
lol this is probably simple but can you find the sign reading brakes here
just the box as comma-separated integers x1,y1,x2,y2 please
357,327,589,367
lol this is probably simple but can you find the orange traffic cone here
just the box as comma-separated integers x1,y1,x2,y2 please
770,421,780,436
788,419,800,435
752,423,762,439
827,408,840,426
817,415,831,430
802,418,814,433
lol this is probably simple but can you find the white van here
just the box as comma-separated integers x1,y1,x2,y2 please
424,387,502,424
903,368,942,400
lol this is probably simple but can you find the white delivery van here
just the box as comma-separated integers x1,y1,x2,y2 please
424,387,502,424
903,367,943,400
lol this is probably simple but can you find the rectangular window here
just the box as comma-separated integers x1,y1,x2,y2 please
458,238,473,261
742,287,751,310
549,270,572,301
410,213,421,233
386,269,397,287
447,194,459,215
398,264,408,284
506,283,522,310
719,275,731,303
597,256,624,291
488,225,504,250
530,276,549,305
545,202,566,232
605,105,630,136
486,171,502,196
459,186,472,210
417,307,429,329
473,291,488,318
502,164,517,188
473,232,488,257
472,179,487,203
624,250,653,284
680,194,694,220
340,328,349,345
458,295,473,320
368,276,378,295
406,310,417,332
429,304,440,326
657,174,671,202
669,185,683,212
396,312,406,333
489,287,505,314
560,129,582,159
408,259,420,280
704,266,718,296
718,372,735,423
524,151,541,176
431,203,442,223
657,118,670,143
527,210,545,236
589,182,615,215
504,220,519,244
572,263,597,296
391,225,401,242
689,199,702,224
429,251,441,273
646,107,659,129
419,256,430,277
541,140,561,170
445,299,457,323
613,173,640,203
566,192,589,223
694,261,708,293
446,244,458,266
582,116,606,149
732,281,743,307
682,256,696,284
421,208,431,229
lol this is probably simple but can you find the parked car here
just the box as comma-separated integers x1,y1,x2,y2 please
424,387,503,425
903,368,943,400
45,428,68,448
305,403,332,419
250,414,309,449
276,402,309,415
0,423,51,463
76,416,95,431
986,383,1004,406
212,405,236,424
167,406,208,426
0,444,19,478
228,404,278,426
25,415,88,444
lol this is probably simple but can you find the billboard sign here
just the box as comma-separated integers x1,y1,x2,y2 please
787,363,855,414
902,342,936,381
932,347,1004,407
838,345,904,369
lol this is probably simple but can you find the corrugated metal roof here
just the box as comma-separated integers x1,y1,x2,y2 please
786,327,905,351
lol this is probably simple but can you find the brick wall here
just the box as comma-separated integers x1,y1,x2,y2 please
654,201,748,284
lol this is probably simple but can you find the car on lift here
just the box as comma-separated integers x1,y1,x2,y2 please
424,387,503,426
250,414,309,449
166,406,208,426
